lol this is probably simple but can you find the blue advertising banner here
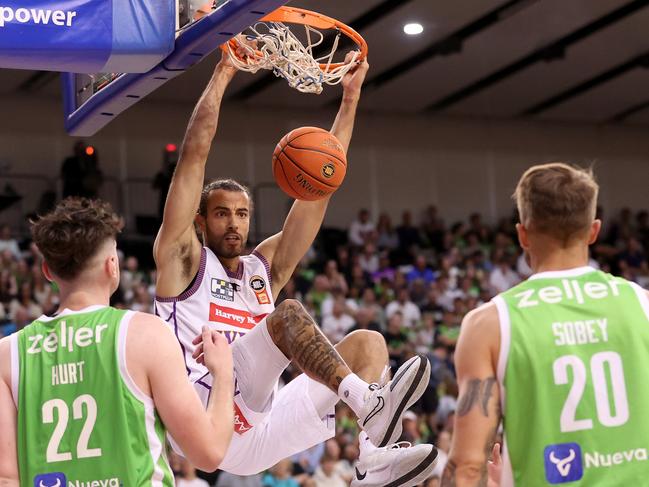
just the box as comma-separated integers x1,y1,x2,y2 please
0,0,112,72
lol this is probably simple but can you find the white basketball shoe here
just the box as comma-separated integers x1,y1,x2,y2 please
358,354,431,447
351,433,439,487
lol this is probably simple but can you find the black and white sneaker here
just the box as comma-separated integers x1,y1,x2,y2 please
351,436,439,487
357,354,431,447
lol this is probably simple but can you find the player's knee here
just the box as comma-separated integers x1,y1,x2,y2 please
345,329,386,351
267,298,311,339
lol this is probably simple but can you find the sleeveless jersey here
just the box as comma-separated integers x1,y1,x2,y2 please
495,267,649,486
154,247,275,393
12,305,173,487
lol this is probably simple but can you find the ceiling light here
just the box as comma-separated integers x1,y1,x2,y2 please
403,23,423,35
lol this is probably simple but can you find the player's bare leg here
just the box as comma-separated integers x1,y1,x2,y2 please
266,299,430,448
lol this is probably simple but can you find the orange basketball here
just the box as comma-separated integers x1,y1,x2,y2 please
272,126,347,201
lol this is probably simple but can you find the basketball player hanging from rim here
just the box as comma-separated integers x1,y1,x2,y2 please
153,44,438,486
442,163,649,487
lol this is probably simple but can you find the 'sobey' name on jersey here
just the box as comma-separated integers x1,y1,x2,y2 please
515,278,621,308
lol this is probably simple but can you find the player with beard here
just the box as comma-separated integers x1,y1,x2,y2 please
153,50,439,486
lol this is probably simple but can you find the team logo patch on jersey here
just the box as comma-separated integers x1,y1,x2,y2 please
34,472,66,487
249,275,270,304
211,278,235,302
233,402,253,435
544,443,583,483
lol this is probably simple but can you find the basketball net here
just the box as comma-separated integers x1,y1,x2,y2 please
224,21,361,95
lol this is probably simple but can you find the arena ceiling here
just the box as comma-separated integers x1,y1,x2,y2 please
2,0,649,125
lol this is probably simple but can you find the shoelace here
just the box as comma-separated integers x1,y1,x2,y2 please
386,441,412,451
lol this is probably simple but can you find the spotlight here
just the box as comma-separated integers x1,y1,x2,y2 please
403,23,423,35
85,146,95,156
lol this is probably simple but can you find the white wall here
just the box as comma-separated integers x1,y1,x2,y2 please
1,92,648,238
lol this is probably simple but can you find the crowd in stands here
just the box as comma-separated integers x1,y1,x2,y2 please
1,204,648,486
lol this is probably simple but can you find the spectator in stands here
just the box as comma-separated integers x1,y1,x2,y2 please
407,255,437,285
216,472,263,487
9,282,42,321
263,459,299,487
313,453,347,487
1,305,30,336
323,259,348,294
347,306,381,334
396,210,421,262
420,205,445,252
174,457,210,487
386,287,421,329
383,312,409,370
358,242,379,274
321,297,355,343
371,252,396,284
0,224,21,260
401,410,423,444
348,208,375,247
376,213,399,251
489,256,521,295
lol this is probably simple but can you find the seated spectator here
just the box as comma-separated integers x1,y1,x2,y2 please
312,453,347,487
358,242,379,274
430,430,452,479
383,312,410,370
385,288,421,329
371,252,396,284
175,457,210,487
0,224,21,260
401,410,422,444
291,442,325,476
406,255,437,285
347,306,381,334
348,208,375,247
263,459,299,487
337,443,359,484
321,297,355,344
321,286,358,319
376,213,399,251
323,259,348,295
396,210,421,254
9,282,42,321
489,256,521,294
305,275,331,321
215,471,263,487
2,306,31,336
414,313,436,354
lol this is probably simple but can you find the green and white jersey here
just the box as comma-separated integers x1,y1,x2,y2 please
495,267,649,486
10,305,174,487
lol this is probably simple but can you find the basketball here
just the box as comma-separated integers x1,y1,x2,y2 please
272,126,347,201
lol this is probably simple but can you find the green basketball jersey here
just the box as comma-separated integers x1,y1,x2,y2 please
496,267,649,486
12,305,174,486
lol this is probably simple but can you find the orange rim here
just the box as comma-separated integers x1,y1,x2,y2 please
221,6,368,72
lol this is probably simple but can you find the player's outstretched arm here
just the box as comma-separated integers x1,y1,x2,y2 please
0,337,19,485
256,53,370,296
154,52,238,295
442,303,502,487
128,314,234,472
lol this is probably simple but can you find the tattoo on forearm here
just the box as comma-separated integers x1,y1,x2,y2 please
268,300,350,391
457,377,497,417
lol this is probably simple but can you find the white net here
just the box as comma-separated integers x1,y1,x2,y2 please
225,21,361,94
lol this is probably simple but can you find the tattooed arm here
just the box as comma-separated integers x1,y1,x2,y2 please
442,302,502,487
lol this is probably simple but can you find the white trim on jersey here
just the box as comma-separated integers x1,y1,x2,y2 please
35,304,108,322
630,282,649,322
116,310,166,487
527,266,596,281
10,332,18,407
500,435,514,487
493,295,510,416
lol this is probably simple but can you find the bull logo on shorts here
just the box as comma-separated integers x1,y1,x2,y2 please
33,473,66,487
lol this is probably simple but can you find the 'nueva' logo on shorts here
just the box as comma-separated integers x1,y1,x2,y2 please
544,443,583,484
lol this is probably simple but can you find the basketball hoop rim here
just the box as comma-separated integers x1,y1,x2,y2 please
222,6,368,71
